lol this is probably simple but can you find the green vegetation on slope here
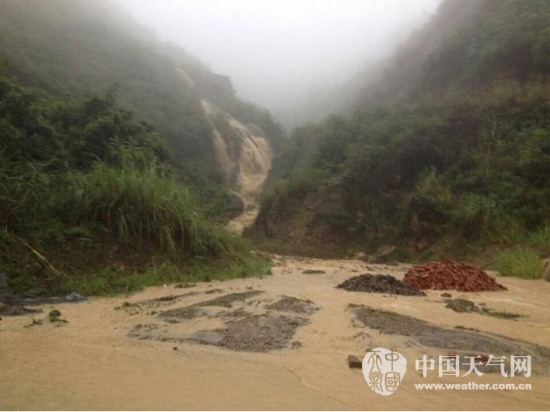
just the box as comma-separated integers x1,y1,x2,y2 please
0,74,269,296
0,0,283,185
253,0,550,274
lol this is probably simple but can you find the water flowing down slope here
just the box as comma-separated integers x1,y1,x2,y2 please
202,101,272,234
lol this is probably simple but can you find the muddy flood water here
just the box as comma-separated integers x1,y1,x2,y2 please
1,255,549,410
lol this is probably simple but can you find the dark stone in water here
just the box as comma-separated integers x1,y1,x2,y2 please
347,354,362,369
337,274,425,296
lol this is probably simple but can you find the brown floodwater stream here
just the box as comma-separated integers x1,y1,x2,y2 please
1,255,549,410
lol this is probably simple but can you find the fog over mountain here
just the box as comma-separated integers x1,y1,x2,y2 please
116,0,441,129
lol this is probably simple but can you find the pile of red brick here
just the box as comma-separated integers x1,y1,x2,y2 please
403,259,506,292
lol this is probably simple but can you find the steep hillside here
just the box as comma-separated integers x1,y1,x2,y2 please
0,71,274,296
250,0,550,265
0,0,283,186
0,0,283,296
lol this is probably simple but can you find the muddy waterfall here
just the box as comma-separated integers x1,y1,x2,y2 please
202,101,272,234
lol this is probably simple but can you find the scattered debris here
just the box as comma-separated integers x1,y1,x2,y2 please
131,312,310,352
115,301,142,314
174,283,196,289
48,309,61,320
64,292,86,302
445,298,479,313
130,291,313,352
23,318,42,328
160,306,209,321
115,292,199,314
347,354,363,369
404,260,506,291
158,295,179,302
0,302,42,316
194,291,263,308
148,293,199,303
337,274,425,296
302,269,326,275
486,311,522,320
349,305,550,375
444,299,523,319
159,291,264,322
48,309,68,324
11,235,60,277
266,296,317,314
220,314,309,352
205,289,224,295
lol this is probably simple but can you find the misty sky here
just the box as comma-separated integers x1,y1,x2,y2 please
116,0,441,126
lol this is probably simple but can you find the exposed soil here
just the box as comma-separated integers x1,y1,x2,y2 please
337,274,425,296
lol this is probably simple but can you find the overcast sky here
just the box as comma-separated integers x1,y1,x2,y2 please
116,0,441,125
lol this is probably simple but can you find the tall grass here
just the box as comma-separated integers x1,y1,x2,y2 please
529,226,550,246
495,247,541,279
59,158,221,255
0,156,53,230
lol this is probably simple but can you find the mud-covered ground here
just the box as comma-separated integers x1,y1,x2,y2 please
128,291,315,352
1,254,549,410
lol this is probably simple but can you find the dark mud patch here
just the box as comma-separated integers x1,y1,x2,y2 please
129,313,309,352
0,302,42,316
141,292,200,304
350,305,550,375
130,292,312,352
205,288,224,295
116,292,200,315
445,298,478,313
445,299,524,320
338,274,425,296
128,324,158,340
160,306,209,321
157,291,263,321
174,283,196,289
214,308,249,319
188,330,225,345
266,296,317,314
303,269,326,275
219,314,309,352
195,291,264,308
